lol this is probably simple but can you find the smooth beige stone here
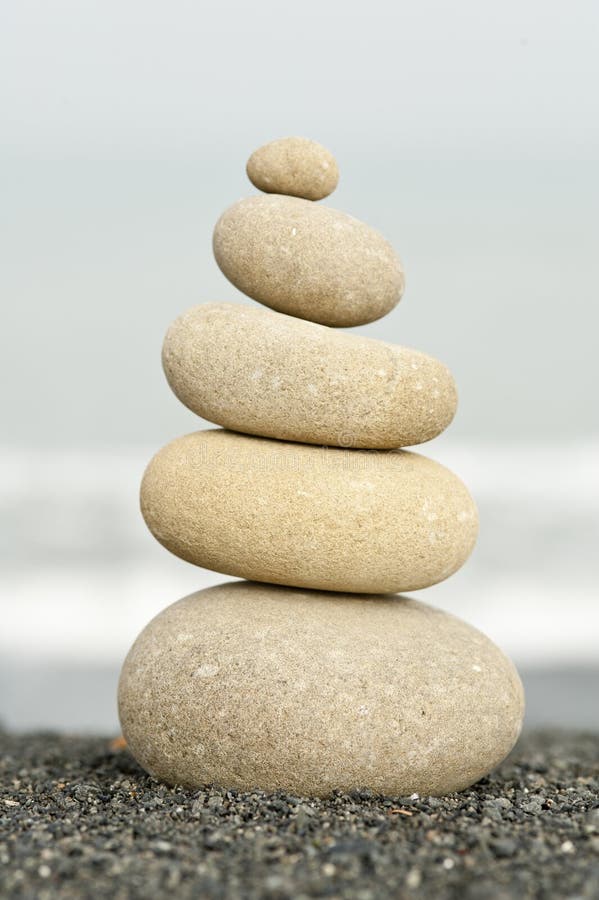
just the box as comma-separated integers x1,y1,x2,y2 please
118,581,524,796
246,136,339,201
140,430,478,593
212,195,404,327
162,303,457,449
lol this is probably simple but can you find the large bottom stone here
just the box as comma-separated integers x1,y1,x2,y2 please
118,581,524,797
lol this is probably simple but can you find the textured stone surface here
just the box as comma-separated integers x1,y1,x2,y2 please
212,195,404,327
162,303,458,449
246,136,339,201
118,581,524,797
140,429,478,593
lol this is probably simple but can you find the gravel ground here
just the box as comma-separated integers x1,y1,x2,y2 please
1,730,598,899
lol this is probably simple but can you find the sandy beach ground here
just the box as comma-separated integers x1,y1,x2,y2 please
1,730,598,899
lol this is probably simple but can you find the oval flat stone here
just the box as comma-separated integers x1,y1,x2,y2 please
212,195,404,327
118,581,524,796
246,136,339,201
140,430,478,593
162,303,457,449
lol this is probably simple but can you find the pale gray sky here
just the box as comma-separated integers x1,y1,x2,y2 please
1,0,598,445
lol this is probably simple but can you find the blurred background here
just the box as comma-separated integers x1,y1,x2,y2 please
1,0,597,733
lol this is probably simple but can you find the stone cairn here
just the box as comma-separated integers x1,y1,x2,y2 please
119,137,524,798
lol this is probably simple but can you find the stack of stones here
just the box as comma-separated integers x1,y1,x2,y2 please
119,137,524,798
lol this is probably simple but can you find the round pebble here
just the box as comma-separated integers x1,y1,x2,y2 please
162,303,457,448
118,581,524,797
212,195,404,327
140,429,478,593
246,136,339,201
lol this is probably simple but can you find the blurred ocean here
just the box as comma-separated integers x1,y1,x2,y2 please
1,442,598,732
1,0,598,739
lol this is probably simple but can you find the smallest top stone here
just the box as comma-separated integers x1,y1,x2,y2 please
246,137,339,201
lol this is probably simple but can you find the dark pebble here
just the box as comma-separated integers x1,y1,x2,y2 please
490,837,517,858
0,729,597,899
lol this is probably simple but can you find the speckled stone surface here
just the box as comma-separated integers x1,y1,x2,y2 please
162,303,458,449
118,581,523,797
140,430,478,593
212,194,404,327
246,136,339,201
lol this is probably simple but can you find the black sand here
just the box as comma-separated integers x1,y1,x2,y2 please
1,730,598,899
